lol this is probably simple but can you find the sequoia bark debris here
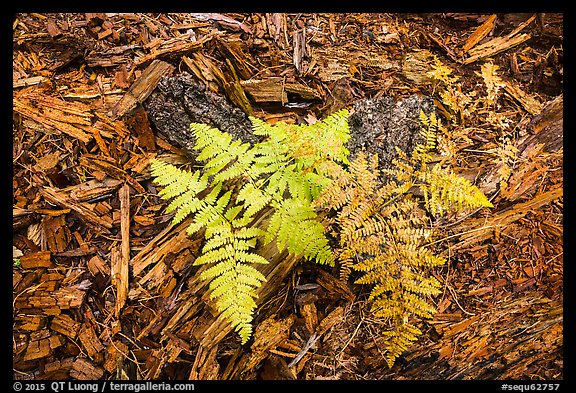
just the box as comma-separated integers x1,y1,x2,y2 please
143,72,433,168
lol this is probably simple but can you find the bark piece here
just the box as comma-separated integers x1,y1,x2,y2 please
19,250,52,269
51,314,81,339
23,333,65,361
70,358,105,380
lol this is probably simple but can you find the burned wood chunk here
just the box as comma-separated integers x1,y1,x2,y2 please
143,72,259,158
144,72,433,173
347,94,435,170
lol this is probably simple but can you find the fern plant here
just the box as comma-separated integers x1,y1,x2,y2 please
150,110,350,343
313,111,492,367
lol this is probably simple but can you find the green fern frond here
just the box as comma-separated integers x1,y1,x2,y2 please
151,109,351,344
266,198,333,265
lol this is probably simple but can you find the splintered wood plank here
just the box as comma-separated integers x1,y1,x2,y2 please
42,215,70,253
462,14,497,53
224,314,296,379
13,76,46,88
113,184,131,317
70,178,123,202
293,27,306,74
127,106,156,151
13,92,93,143
182,53,225,94
78,322,105,357
463,15,535,64
134,36,206,67
502,79,543,115
315,268,355,302
216,38,254,80
103,341,129,374
108,59,175,119
453,186,563,250
16,280,91,315
241,77,288,103
87,254,111,277
14,315,45,331
79,154,145,193
189,345,220,380
129,217,200,279
40,186,114,233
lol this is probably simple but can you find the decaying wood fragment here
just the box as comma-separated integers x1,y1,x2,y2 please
13,76,46,89
502,79,543,115
225,315,296,379
13,91,93,143
79,154,145,193
293,27,306,74
241,77,322,105
78,321,105,357
16,280,91,315
133,34,207,67
86,44,141,68
103,341,129,374
453,186,562,250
